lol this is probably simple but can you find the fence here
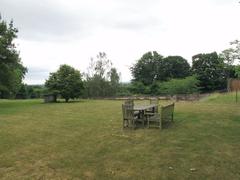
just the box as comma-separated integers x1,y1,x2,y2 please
228,79,240,91
228,79,240,102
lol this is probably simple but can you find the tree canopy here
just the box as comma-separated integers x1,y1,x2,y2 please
131,51,191,85
45,64,84,102
131,51,163,85
192,52,227,91
84,52,120,97
0,17,27,98
162,56,190,79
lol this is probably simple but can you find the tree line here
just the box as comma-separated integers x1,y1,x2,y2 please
1,17,240,102
130,50,240,95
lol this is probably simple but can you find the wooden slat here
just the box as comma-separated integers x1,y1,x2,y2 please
161,103,174,122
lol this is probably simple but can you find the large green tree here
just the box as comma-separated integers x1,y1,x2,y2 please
162,56,190,79
131,52,190,85
131,51,164,85
0,17,27,98
192,52,226,91
45,64,84,102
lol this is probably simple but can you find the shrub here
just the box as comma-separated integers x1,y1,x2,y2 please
129,81,149,94
156,76,199,95
116,83,132,96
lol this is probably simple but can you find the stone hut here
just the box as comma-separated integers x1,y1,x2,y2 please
43,94,57,103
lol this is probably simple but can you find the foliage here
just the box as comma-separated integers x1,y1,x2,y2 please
219,40,240,66
226,40,240,63
149,81,160,95
155,76,199,95
128,81,149,94
109,68,120,95
235,65,240,78
192,52,227,91
220,40,240,78
119,76,199,96
131,52,191,85
86,52,112,79
15,84,28,99
116,83,132,96
0,17,27,98
131,51,164,85
45,64,83,102
84,76,111,97
230,40,240,62
224,65,238,79
162,56,190,79
29,85,47,98
15,84,46,99
220,48,236,66
84,52,120,97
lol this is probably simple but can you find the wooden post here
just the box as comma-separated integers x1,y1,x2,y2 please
236,90,238,103
227,79,232,92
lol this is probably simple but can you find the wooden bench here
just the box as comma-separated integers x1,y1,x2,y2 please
147,103,175,129
122,103,146,129
122,104,140,129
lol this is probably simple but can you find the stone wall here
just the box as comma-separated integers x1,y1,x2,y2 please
100,93,207,101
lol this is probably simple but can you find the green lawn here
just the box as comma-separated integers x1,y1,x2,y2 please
0,93,240,179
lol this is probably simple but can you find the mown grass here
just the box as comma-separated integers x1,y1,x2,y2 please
0,93,240,179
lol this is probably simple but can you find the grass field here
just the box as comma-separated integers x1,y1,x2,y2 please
0,93,240,179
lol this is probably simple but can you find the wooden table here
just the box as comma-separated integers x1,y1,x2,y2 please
134,104,158,111
134,104,158,120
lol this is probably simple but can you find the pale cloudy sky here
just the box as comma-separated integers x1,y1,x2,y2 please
0,0,240,84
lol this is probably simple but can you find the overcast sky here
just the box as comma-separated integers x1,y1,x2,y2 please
1,0,240,84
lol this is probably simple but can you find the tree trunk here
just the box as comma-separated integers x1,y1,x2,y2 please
65,98,69,102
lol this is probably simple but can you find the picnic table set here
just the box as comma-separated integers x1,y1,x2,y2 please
122,98,174,130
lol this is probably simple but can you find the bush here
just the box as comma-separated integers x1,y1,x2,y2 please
156,76,199,95
116,83,132,96
129,81,149,94
15,84,46,99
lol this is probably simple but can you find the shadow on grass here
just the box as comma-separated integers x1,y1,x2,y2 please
130,120,175,130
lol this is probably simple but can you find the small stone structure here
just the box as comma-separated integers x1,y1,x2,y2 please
43,94,57,103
